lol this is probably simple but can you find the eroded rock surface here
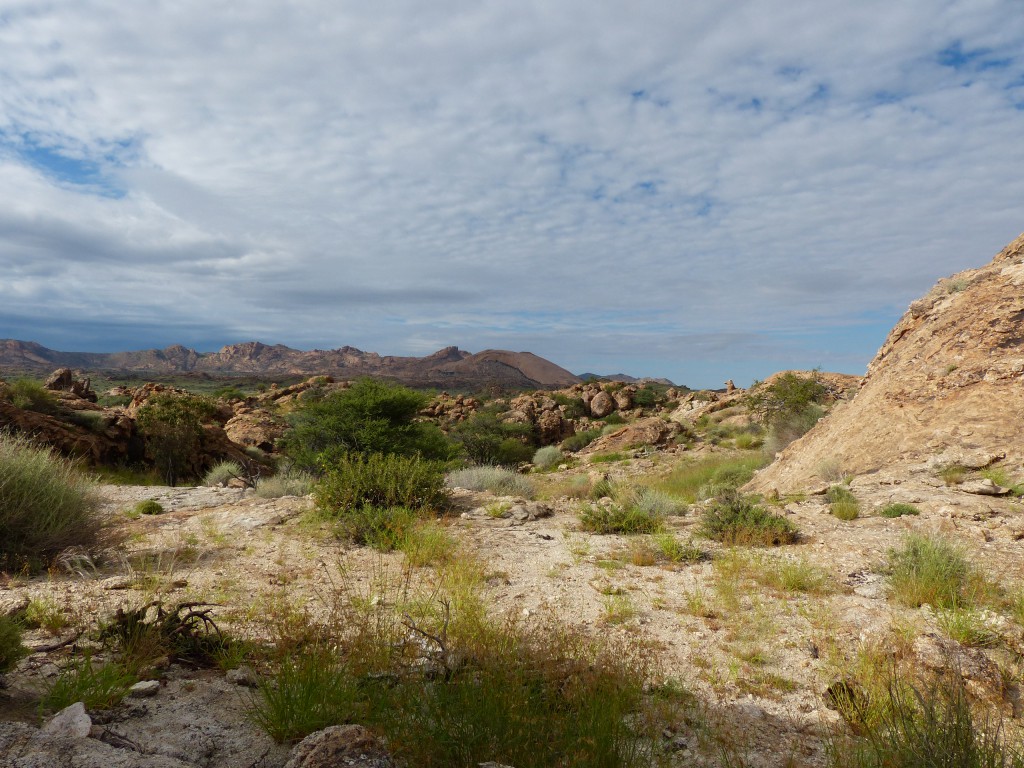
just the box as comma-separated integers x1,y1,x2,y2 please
748,231,1024,494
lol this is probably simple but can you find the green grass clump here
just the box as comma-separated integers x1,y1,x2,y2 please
532,445,564,471
578,503,664,535
936,607,999,648
133,499,165,516
826,485,859,521
590,451,628,464
627,486,685,517
0,615,27,674
250,650,361,743
5,379,58,413
203,460,242,486
885,534,983,610
40,654,138,712
753,556,833,594
445,465,535,498
0,432,106,573
699,492,799,546
254,468,314,498
399,520,457,567
880,503,921,518
981,468,1024,496
938,464,968,486
826,671,1024,768
652,533,707,563
652,454,768,504
250,577,677,767
332,506,421,550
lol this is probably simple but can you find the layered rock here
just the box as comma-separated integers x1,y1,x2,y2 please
747,231,1024,494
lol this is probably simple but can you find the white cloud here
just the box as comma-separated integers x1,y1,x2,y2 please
0,0,1022,386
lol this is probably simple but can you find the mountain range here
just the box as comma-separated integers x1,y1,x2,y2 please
0,339,583,391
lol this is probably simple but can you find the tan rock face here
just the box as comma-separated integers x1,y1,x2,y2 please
747,231,1024,494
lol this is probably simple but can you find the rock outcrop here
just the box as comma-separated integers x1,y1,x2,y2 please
747,231,1024,494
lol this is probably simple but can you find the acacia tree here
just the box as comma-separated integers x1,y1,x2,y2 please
281,379,455,472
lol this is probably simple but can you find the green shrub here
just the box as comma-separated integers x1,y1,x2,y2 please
699,492,799,546
445,465,535,498
136,392,217,485
632,386,661,408
133,499,165,516
552,393,586,419
211,386,246,401
589,477,615,500
254,468,314,498
0,432,105,573
532,445,564,470
560,428,602,452
880,503,920,518
886,534,981,610
5,379,58,413
204,460,242,486
450,405,535,466
0,615,27,674
578,503,664,535
315,453,449,518
282,379,456,472
827,486,860,521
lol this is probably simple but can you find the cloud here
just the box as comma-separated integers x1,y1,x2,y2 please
0,1,1022,387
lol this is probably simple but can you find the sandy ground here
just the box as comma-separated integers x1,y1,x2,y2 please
3,453,1024,767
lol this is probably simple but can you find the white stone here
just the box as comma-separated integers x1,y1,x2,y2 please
43,701,91,738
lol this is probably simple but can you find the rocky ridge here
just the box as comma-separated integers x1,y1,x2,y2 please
748,231,1024,494
0,341,582,391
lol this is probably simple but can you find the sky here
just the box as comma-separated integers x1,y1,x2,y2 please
1,1,1023,389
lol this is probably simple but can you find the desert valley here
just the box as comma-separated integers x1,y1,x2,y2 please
1,232,1024,768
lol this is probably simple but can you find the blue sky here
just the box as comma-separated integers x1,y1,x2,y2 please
1,1,1022,388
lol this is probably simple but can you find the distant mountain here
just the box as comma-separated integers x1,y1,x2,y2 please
0,339,582,391
578,372,678,387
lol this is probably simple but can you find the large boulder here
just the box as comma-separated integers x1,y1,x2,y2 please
581,416,681,455
747,231,1024,494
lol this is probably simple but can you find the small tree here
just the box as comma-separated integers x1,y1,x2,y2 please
746,372,828,427
450,405,536,466
136,393,216,486
746,372,828,453
282,379,455,472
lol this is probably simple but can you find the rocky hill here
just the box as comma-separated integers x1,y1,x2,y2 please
0,340,582,391
748,230,1024,494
